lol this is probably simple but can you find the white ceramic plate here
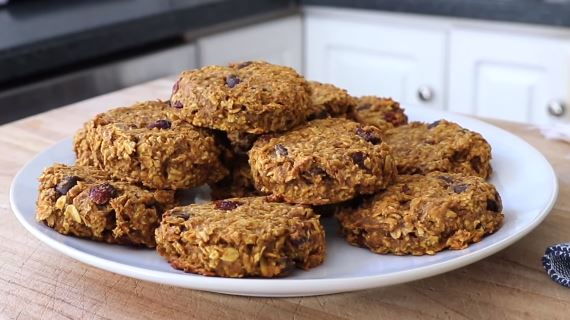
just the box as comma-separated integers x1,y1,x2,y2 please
10,107,558,297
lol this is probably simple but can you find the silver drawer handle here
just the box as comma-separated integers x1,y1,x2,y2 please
417,86,434,102
547,101,566,117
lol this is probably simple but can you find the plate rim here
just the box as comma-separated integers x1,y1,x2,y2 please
9,111,559,297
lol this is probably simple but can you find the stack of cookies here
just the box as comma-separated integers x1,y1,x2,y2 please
36,61,504,278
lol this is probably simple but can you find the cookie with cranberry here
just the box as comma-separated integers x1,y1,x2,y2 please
155,196,326,278
36,164,176,247
74,100,228,189
307,81,356,120
350,96,408,131
336,172,503,255
384,120,492,178
249,118,397,205
170,61,311,134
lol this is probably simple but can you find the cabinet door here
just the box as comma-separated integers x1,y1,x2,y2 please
305,15,447,109
197,15,302,72
448,29,570,124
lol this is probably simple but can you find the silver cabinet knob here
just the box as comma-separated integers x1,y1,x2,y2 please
547,100,566,117
417,86,434,102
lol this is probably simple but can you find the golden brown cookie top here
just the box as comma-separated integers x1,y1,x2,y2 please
384,119,492,178
170,61,311,134
351,96,408,131
307,81,356,119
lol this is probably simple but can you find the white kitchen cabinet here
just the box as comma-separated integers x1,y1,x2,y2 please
448,29,570,125
197,15,302,72
304,13,447,109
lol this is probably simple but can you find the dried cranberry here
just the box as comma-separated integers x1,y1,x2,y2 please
172,79,180,95
428,120,441,129
226,75,241,88
275,144,288,156
147,119,171,129
356,103,372,111
214,200,242,210
55,176,80,195
356,127,381,145
237,61,253,69
486,199,501,212
453,184,468,194
172,101,183,109
89,183,117,205
351,152,368,170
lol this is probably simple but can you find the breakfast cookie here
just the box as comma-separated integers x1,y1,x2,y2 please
74,100,228,189
155,196,326,277
170,61,311,134
36,164,176,247
336,172,503,255
209,154,263,200
249,118,397,205
350,96,408,131
384,120,492,179
307,81,356,120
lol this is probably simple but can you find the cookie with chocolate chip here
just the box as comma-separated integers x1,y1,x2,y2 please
170,61,311,134
307,81,356,120
249,118,397,205
336,172,503,255
384,120,492,178
74,100,228,189
155,196,326,278
350,96,408,131
36,164,176,247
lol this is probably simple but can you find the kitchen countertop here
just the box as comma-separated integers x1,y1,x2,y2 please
1,78,569,319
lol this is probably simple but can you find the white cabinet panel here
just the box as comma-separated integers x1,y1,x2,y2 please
197,16,302,72
448,29,570,124
305,15,447,109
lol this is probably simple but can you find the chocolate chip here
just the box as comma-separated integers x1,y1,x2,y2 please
453,184,468,193
427,120,441,129
89,183,117,205
237,61,253,69
55,176,80,195
226,75,241,88
172,79,180,95
275,144,288,156
351,152,369,170
356,127,381,145
486,199,501,212
214,200,242,210
147,119,171,129
172,101,183,109
356,103,372,111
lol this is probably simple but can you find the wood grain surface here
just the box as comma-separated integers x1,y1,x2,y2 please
1,78,569,320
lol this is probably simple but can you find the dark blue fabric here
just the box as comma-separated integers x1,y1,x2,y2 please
542,243,570,288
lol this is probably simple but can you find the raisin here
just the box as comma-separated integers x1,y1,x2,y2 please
453,184,468,193
89,183,117,205
355,127,381,145
486,199,500,212
172,79,180,95
351,152,369,170
356,103,372,111
214,200,242,210
172,101,183,109
226,75,241,88
55,176,80,195
147,119,171,129
275,144,288,156
237,61,253,69
427,120,441,129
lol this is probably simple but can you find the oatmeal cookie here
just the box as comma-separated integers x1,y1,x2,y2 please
155,196,326,277
384,120,492,178
350,96,408,131
249,118,397,205
307,81,356,120
170,61,311,134
74,100,228,189
209,154,263,200
336,172,503,255
36,164,176,247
